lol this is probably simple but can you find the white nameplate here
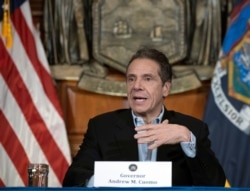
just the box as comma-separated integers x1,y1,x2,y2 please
94,161,172,187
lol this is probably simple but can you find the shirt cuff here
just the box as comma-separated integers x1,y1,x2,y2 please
86,175,94,187
180,132,196,158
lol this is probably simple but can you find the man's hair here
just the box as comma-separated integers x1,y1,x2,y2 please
126,47,172,83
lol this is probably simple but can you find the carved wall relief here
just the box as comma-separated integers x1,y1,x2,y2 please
92,0,187,73
44,0,231,96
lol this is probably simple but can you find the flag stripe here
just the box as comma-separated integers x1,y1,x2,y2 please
13,4,70,180
0,0,71,186
0,110,29,185
11,3,63,118
0,178,5,187
0,145,24,186
0,74,58,186
0,38,68,183
7,2,70,165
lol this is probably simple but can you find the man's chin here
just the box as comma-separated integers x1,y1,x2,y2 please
131,109,148,117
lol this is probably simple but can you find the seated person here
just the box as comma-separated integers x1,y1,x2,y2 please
63,47,226,186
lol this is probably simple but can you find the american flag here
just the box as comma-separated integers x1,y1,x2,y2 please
0,0,71,187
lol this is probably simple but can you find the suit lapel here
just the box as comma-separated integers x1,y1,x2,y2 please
113,109,139,161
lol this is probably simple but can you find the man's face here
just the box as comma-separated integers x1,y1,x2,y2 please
126,58,171,120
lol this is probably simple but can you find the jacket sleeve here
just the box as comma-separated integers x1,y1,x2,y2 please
186,122,226,186
63,119,99,187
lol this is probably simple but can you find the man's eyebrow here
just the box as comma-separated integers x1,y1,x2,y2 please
126,73,136,77
143,73,153,76
142,73,155,78
127,73,154,77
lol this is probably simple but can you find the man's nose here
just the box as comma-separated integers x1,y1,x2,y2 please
133,79,142,89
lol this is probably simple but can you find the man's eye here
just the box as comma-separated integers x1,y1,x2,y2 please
127,78,134,82
145,77,151,81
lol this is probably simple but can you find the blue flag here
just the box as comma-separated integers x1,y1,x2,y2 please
203,0,250,187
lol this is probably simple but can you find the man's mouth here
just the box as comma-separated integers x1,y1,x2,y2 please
133,96,147,102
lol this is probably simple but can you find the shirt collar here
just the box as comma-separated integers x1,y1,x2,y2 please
132,106,165,126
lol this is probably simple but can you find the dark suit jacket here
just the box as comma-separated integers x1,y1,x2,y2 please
63,108,226,186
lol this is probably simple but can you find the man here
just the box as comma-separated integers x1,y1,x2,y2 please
63,48,226,186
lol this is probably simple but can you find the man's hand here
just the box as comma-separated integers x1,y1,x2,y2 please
134,120,191,150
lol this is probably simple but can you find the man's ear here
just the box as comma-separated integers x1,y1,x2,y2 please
163,81,171,97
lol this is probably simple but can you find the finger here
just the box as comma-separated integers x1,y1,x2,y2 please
135,125,147,132
134,130,149,139
134,132,143,139
148,140,160,150
136,137,152,144
134,131,153,140
162,119,169,124
135,123,157,131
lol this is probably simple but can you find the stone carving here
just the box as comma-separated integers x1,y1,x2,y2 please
43,0,89,65
92,0,187,73
44,0,231,96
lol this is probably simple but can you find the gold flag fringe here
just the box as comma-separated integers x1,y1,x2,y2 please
1,0,12,48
